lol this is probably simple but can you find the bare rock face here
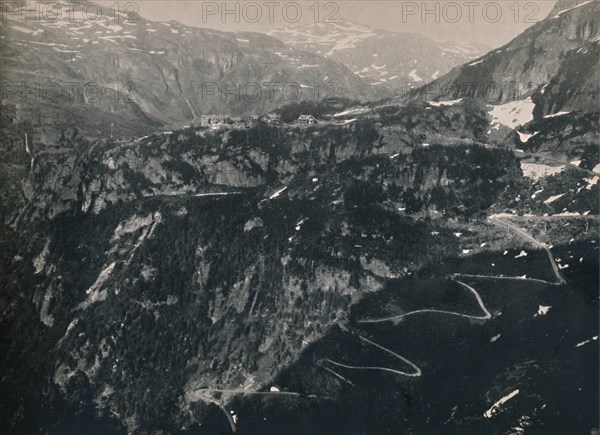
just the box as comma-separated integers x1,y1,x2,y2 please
412,0,599,116
244,217,264,232
533,41,599,116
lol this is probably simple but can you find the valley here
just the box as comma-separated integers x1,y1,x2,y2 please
0,0,598,434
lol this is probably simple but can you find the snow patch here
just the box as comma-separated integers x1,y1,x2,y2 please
326,32,376,55
543,111,570,118
517,131,537,143
488,98,535,129
544,193,565,204
333,107,369,117
584,176,598,189
535,305,551,317
10,25,43,35
269,186,287,199
428,99,462,107
408,69,423,82
484,390,519,418
521,163,565,180
575,336,598,348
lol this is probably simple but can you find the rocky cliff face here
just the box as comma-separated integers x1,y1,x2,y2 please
532,39,599,116
412,0,599,115
11,100,511,218
401,0,599,166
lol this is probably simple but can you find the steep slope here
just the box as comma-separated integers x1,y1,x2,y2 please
413,0,599,115
532,38,599,116
1,102,529,433
0,2,384,143
1,2,598,433
405,0,599,166
268,19,488,93
1,92,597,433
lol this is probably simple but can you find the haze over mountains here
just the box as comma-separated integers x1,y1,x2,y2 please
0,2,384,141
4,0,594,143
1,0,491,143
269,18,489,92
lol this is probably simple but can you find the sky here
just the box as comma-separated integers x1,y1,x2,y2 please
99,1,558,48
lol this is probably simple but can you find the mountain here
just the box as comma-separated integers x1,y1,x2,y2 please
268,18,489,93
1,1,598,434
0,101,526,433
0,2,385,143
407,0,599,165
2,94,598,433
412,0,599,114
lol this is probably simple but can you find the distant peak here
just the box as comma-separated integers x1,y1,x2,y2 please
269,17,378,36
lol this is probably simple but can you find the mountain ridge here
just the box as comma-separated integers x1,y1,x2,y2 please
409,0,599,117
268,17,489,93
0,1,598,433
0,2,386,143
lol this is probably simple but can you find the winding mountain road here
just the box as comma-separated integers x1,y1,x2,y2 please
321,322,422,377
193,388,308,433
197,214,567,425
195,390,238,433
489,216,566,285
321,281,489,379
357,280,492,325
323,217,566,383
452,273,556,285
